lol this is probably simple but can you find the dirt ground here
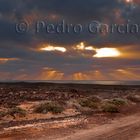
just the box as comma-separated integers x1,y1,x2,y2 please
0,111,140,140
0,83,140,140
58,113,140,140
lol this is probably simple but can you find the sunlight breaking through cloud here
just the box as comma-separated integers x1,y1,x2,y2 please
94,48,121,58
40,45,67,53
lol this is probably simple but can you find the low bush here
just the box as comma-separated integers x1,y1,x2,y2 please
79,96,101,109
79,99,98,109
0,111,7,118
108,98,127,106
8,107,26,118
34,102,64,114
101,103,119,113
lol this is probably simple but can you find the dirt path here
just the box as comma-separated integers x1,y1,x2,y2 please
0,113,140,140
58,113,140,140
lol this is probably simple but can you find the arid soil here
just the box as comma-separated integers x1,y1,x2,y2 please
0,83,140,140
58,113,140,140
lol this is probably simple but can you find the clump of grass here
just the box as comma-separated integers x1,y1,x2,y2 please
8,107,26,118
79,96,101,109
108,98,127,106
0,111,7,118
34,102,64,114
127,94,140,103
101,103,119,113
79,99,98,109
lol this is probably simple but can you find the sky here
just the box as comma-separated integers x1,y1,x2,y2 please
0,0,140,80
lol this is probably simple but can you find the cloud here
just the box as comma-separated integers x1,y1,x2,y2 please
0,0,139,80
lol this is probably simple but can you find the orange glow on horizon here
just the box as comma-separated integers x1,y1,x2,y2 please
39,67,64,80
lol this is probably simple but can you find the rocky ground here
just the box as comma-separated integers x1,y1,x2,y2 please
0,83,140,140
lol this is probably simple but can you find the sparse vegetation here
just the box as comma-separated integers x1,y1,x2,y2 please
101,103,119,113
7,107,26,118
0,111,7,118
79,96,101,109
79,99,98,109
34,102,64,114
108,98,127,106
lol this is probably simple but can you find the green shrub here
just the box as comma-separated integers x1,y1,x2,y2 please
8,107,26,118
79,99,98,109
34,102,64,114
0,111,7,118
101,103,119,113
79,96,101,109
108,98,127,106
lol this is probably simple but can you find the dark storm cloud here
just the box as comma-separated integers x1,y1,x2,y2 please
0,1,118,36
0,0,139,45
0,0,140,80
0,0,17,13
0,19,31,43
27,0,121,22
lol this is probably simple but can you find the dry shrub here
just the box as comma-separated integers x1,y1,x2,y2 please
34,102,64,114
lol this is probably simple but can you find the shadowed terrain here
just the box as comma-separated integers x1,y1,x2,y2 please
0,83,140,140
